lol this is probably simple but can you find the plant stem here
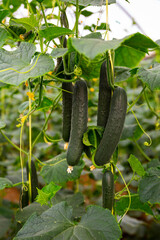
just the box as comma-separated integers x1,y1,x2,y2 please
31,91,62,150
47,74,76,83
144,89,160,119
127,86,146,113
40,2,48,28
76,0,79,38
133,139,151,161
0,130,42,163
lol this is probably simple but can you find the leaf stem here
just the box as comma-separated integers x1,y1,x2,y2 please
127,86,146,113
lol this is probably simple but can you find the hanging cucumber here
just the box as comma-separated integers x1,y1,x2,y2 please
94,86,127,166
97,61,112,128
102,169,114,210
62,82,73,142
26,160,39,202
67,79,88,166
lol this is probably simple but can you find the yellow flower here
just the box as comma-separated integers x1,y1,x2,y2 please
90,165,96,171
48,71,53,75
16,124,22,128
25,81,28,87
21,115,28,124
64,142,69,150
19,34,25,40
90,87,94,92
27,92,35,101
2,19,6,24
92,78,98,82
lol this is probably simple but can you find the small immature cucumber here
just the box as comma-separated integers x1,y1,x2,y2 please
97,61,112,128
94,86,127,166
26,160,39,202
102,169,114,210
62,82,73,142
67,79,88,166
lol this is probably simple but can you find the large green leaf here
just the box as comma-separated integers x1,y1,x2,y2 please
0,28,9,48
16,192,84,224
51,48,68,58
139,167,160,204
0,42,54,86
12,15,39,31
138,64,160,90
39,27,73,41
0,177,13,190
116,195,153,216
15,202,121,240
40,152,85,184
0,9,10,22
68,33,158,68
2,0,24,13
68,37,121,60
61,0,116,6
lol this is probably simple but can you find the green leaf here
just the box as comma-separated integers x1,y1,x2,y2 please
40,153,85,184
116,195,153,216
15,202,121,240
0,9,10,22
0,121,6,129
114,66,132,82
0,42,54,86
128,154,145,177
121,124,143,141
68,33,158,68
68,37,121,60
51,48,68,58
12,15,39,31
0,177,13,190
18,101,29,113
39,27,73,41
36,182,62,206
35,96,53,111
139,167,160,204
0,28,9,48
61,0,116,6
138,64,160,90
16,192,84,224
2,0,24,13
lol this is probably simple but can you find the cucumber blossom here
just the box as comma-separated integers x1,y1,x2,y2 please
94,86,127,166
67,79,88,166
62,82,73,142
102,169,114,210
97,61,112,128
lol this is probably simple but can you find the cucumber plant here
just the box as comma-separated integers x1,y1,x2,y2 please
0,0,160,240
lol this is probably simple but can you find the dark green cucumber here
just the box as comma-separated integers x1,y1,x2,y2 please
94,86,127,166
62,82,73,142
102,169,114,210
67,79,88,166
97,61,112,128
20,187,28,209
26,160,39,202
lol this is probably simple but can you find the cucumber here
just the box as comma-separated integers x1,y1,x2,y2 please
26,160,39,202
67,79,88,166
94,86,127,166
97,61,112,128
62,82,73,142
102,169,114,210
20,187,28,209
